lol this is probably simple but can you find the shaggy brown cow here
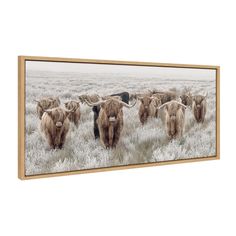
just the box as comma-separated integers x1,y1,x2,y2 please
78,94,100,104
158,101,187,139
101,95,122,101
64,101,81,127
180,92,192,107
85,98,136,148
130,91,152,101
138,96,160,124
151,90,177,104
192,94,207,123
40,107,75,149
35,97,60,119
150,95,162,118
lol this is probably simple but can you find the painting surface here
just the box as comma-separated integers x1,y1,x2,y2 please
25,61,216,175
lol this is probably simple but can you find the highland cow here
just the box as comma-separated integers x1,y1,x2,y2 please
85,97,136,148
150,95,162,118
130,91,152,102
151,90,177,104
180,92,192,107
158,101,187,139
91,92,130,139
40,107,75,149
138,96,159,124
64,101,81,127
192,94,207,123
35,97,60,119
78,94,100,104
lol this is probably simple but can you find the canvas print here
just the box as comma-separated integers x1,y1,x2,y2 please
23,59,218,176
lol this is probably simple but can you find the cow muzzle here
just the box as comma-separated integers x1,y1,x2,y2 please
55,122,63,128
109,116,116,122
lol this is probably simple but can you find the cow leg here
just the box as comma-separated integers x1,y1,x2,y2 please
112,125,121,148
108,124,114,147
45,129,55,149
93,112,100,139
155,109,158,118
75,120,79,128
140,114,145,125
59,131,67,149
99,127,109,148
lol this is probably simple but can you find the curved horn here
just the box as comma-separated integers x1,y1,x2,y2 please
175,101,187,109
157,101,187,110
204,92,208,98
119,100,136,108
84,99,105,107
157,101,172,110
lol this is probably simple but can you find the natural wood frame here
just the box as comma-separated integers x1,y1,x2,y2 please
18,56,220,180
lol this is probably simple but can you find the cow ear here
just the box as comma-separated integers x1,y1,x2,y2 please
64,102,68,107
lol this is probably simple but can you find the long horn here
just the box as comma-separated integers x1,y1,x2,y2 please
204,92,208,98
84,99,105,107
157,101,172,110
157,101,187,110
119,100,136,108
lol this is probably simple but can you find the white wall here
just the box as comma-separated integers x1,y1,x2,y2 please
0,1,234,235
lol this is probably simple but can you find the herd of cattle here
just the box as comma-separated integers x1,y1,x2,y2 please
34,89,207,149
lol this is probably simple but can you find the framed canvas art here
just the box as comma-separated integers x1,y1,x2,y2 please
18,56,220,179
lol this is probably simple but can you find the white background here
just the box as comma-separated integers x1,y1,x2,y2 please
0,1,234,236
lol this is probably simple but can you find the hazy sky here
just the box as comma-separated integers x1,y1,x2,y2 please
26,60,216,81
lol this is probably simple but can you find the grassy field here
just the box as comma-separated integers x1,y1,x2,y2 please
25,68,216,175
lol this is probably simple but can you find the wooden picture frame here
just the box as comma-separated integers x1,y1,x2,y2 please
18,56,220,180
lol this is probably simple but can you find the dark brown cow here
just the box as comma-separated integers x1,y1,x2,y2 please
40,107,75,149
192,94,207,123
158,101,187,139
64,101,80,127
85,98,136,148
35,97,60,119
